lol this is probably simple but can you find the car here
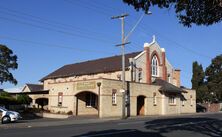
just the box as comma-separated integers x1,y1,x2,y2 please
0,106,22,124
196,104,207,113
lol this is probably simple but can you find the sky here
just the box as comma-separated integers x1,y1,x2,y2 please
0,0,221,89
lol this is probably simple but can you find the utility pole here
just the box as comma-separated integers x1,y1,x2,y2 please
111,13,129,119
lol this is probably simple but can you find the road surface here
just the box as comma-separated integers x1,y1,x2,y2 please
0,113,221,137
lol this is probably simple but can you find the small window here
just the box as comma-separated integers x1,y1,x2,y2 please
182,100,185,106
153,93,157,105
169,96,176,105
190,95,193,106
138,70,142,82
112,89,117,105
168,74,171,83
86,92,96,107
117,74,121,80
58,92,63,106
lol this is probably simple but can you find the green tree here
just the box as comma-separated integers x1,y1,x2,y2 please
205,55,222,102
122,0,222,27
0,91,18,105
0,44,18,85
16,94,30,104
0,91,10,97
191,61,207,103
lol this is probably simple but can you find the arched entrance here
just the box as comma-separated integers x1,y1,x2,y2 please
75,91,98,116
137,96,145,115
36,98,48,110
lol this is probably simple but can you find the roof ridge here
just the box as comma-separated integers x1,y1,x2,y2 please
40,51,142,81
65,51,142,67
26,83,43,86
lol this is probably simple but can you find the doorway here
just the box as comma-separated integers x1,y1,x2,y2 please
137,96,145,115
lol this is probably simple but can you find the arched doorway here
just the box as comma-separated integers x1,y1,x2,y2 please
137,96,145,115
36,98,48,110
75,91,98,116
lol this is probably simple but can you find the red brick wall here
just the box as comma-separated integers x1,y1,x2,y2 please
202,103,220,112
145,47,151,84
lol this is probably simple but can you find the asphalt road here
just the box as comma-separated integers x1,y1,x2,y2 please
0,113,222,137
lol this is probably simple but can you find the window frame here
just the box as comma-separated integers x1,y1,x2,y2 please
153,92,157,106
112,89,117,105
58,92,63,107
138,69,142,82
169,96,176,105
151,55,159,77
168,74,171,83
190,95,193,106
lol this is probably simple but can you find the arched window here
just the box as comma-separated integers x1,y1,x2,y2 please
151,55,158,76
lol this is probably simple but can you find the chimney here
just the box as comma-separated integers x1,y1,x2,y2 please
173,69,181,87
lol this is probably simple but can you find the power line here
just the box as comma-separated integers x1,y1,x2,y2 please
0,35,116,55
0,16,116,44
0,6,115,38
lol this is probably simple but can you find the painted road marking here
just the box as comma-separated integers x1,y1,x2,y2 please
80,129,136,137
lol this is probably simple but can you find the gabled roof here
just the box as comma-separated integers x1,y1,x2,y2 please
26,84,43,92
41,51,141,81
152,79,184,93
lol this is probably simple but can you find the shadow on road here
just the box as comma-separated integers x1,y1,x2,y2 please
73,129,163,137
144,117,222,137
74,117,222,137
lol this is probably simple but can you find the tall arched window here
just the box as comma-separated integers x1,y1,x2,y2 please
151,55,158,76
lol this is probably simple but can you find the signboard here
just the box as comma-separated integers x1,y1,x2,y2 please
76,81,96,90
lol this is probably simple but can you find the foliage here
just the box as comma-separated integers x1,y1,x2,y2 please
0,95,18,105
16,94,31,105
0,44,18,85
191,61,207,103
205,55,222,102
0,91,10,97
191,61,205,89
122,0,222,27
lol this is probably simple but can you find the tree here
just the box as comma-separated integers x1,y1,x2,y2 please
122,0,222,27
205,55,222,102
191,61,207,103
16,94,30,105
0,91,18,105
0,44,18,85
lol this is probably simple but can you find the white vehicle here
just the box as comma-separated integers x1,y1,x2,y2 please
0,106,22,124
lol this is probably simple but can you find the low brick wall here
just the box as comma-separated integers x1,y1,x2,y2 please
35,112,70,119
202,103,220,112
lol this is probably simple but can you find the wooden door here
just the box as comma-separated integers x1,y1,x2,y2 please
137,96,145,115
139,104,144,115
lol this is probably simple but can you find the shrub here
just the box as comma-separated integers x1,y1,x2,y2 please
67,111,73,115
0,96,18,105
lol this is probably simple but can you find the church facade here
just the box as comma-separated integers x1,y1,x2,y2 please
40,37,196,118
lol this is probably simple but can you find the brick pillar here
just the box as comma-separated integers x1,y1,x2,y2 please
161,49,167,81
145,46,151,84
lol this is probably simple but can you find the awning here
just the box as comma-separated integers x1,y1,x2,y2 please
152,79,185,94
